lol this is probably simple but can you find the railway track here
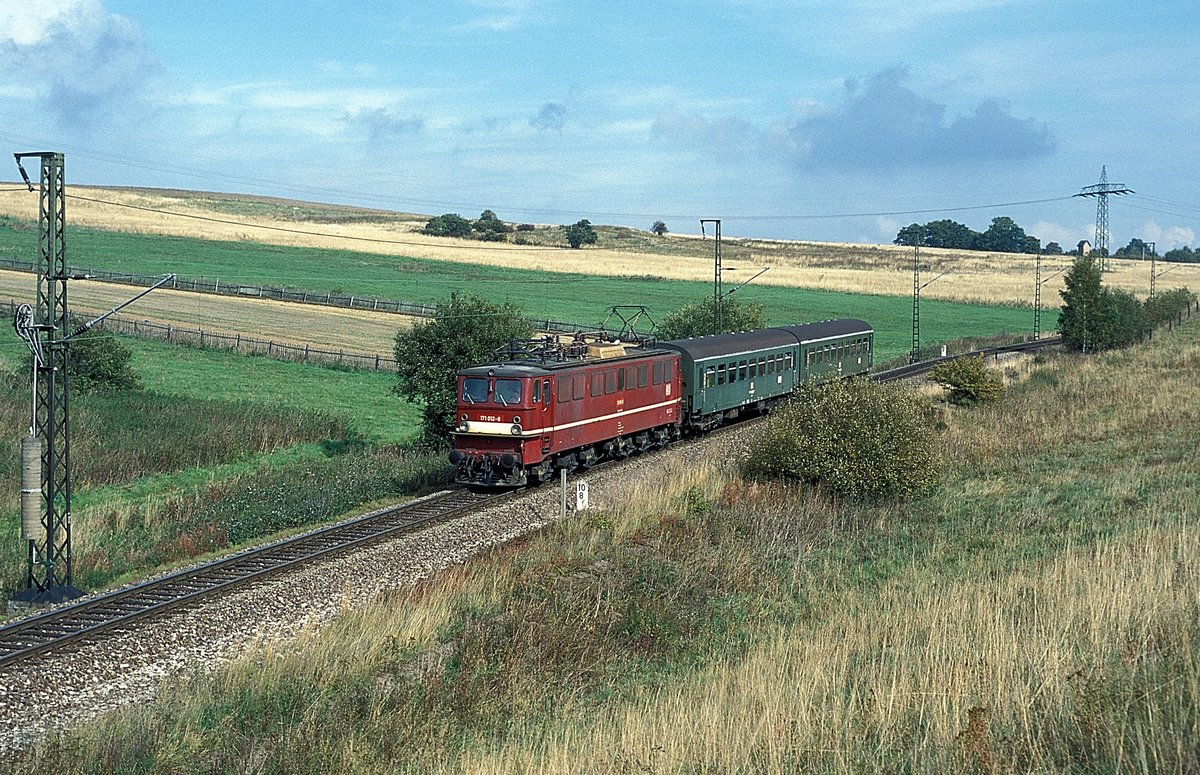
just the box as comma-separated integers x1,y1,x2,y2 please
872,336,1062,382
0,488,505,670
0,336,1061,672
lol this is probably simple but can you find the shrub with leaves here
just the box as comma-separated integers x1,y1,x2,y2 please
928,355,1003,406
742,378,939,502
657,295,766,340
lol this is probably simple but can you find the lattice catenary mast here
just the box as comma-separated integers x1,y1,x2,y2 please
1073,166,1133,271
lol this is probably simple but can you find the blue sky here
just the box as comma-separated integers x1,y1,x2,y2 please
1,0,1197,248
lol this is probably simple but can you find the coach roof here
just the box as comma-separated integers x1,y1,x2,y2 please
660,318,872,361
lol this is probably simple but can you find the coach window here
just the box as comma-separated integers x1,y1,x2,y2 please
605,368,617,394
652,361,663,385
638,364,648,388
717,364,726,385
749,359,757,378
573,375,586,400
590,372,603,397
462,377,489,404
785,353,794,370
739,360,748,381
704,367,715,388
759,356,766,375
557,376,571,403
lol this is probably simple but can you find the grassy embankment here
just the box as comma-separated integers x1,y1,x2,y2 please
0,330,440,599
0,220,1044,364
12,317,1197,772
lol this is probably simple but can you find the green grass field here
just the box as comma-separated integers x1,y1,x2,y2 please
0,222,1051,363
123,339,419,444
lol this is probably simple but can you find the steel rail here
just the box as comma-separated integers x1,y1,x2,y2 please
0,488,506,669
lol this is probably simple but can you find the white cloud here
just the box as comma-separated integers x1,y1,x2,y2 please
0,0,154,126
1140,220,1196,250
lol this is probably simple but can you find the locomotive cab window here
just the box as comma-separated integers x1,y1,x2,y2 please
462,377,489,404
533,380,541,404
495,379,522,406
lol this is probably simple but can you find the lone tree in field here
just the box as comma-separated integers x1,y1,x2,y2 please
656,296,766,340
393,293,532,444
562,219,598,249
651,220,668,236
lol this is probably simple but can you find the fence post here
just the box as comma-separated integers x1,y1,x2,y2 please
167,325,173,343
304,343,309,361
268,341,273,355
375,354,380,370
200,329,205,347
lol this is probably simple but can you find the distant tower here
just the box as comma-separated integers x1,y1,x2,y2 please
1073,166,1133,271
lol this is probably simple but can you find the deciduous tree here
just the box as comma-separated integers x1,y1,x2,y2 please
394,293,532,444
656,296,766,340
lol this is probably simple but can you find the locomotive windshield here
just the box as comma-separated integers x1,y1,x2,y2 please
462,377,489,404
494,379,522,405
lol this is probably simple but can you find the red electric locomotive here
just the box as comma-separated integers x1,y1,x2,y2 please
449,340,682,487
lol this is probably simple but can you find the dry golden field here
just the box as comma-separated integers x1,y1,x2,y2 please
0,269,409,357
2,186,1194,307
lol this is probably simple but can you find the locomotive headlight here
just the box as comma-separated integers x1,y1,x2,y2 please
459,420,470,432
510,423,522,436
512,415,521,424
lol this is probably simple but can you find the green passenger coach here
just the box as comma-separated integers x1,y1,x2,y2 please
658,318,873,431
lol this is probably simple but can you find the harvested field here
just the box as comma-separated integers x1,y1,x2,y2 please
0,269,408,358
2,187,1193,307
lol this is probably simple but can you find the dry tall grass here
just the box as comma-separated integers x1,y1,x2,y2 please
452,523,1197,773
4,187,1194,306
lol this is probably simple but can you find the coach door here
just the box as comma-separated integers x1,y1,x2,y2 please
539,378,551,455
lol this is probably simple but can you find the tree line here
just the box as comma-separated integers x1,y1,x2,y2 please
421,210,597,248
894,216,1052,254
897,218,1199,263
